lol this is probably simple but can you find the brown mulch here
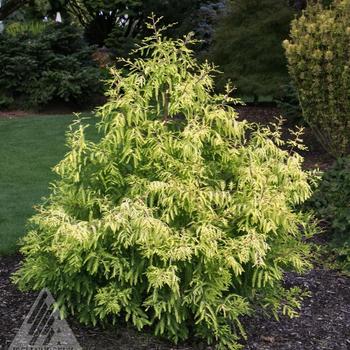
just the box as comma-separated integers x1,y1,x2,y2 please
0,110,30,118
242,268,350,350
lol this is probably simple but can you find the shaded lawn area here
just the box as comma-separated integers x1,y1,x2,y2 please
0,114,97,255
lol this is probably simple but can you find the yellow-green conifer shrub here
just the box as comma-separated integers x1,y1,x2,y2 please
284,0,350,157
14,19,315,349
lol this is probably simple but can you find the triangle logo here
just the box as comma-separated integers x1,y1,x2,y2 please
8,288,82,350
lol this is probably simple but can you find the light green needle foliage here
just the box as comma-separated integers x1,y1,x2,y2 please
284,0,350,157
14,17,315,349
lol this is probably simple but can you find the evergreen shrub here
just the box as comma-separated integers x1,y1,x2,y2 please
284,0,350,157
0,22,103,109
14,20,316,349
306,157,350,271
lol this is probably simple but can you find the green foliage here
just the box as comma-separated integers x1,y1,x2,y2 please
67,0,142,47
0,21,103,109
104,25,140,58
275,82,303,124
4,0,206,55
36,0,205,50
208,0,294,99
5,20,46,36
139,0,204,37
14,20,315,349
306,157,350,271
333,244,350,272
284,0,350,157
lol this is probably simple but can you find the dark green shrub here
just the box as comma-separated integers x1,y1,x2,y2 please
0,21,103,110
103,0,207,56
104,25,140,58
284,0,350,157
306,157,350,271
14,21,315,349
275,82,303,124
209,0,295,100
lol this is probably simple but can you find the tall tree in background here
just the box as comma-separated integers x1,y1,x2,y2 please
209,0,295,100
0,0,29,20
1,0,206,53
65,0,141,46
72,0,205,48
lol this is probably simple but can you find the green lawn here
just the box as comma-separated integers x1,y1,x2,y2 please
0,114,96,255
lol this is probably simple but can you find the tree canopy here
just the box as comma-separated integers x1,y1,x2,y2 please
0,0,205,48
0,0,29,20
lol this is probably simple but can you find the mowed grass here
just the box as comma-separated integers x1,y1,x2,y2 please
0,114,97,255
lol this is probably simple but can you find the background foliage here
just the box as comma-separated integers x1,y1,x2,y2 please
3,0,208,54
14,22,315,349
0,21,103,109
208,0,295,100
275,82,303,124
306,157,350,272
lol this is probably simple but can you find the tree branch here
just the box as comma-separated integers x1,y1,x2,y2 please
0,0,30,20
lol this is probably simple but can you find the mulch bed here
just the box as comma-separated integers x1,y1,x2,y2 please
243,268,350,350
1,254,349,349
0,110,30,118
0,107,345,349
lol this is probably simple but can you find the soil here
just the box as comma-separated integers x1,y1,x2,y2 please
242,268,350,350
0,110,30,118
0,106,346,350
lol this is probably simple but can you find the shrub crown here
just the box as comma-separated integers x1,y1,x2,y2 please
15,19,315,349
